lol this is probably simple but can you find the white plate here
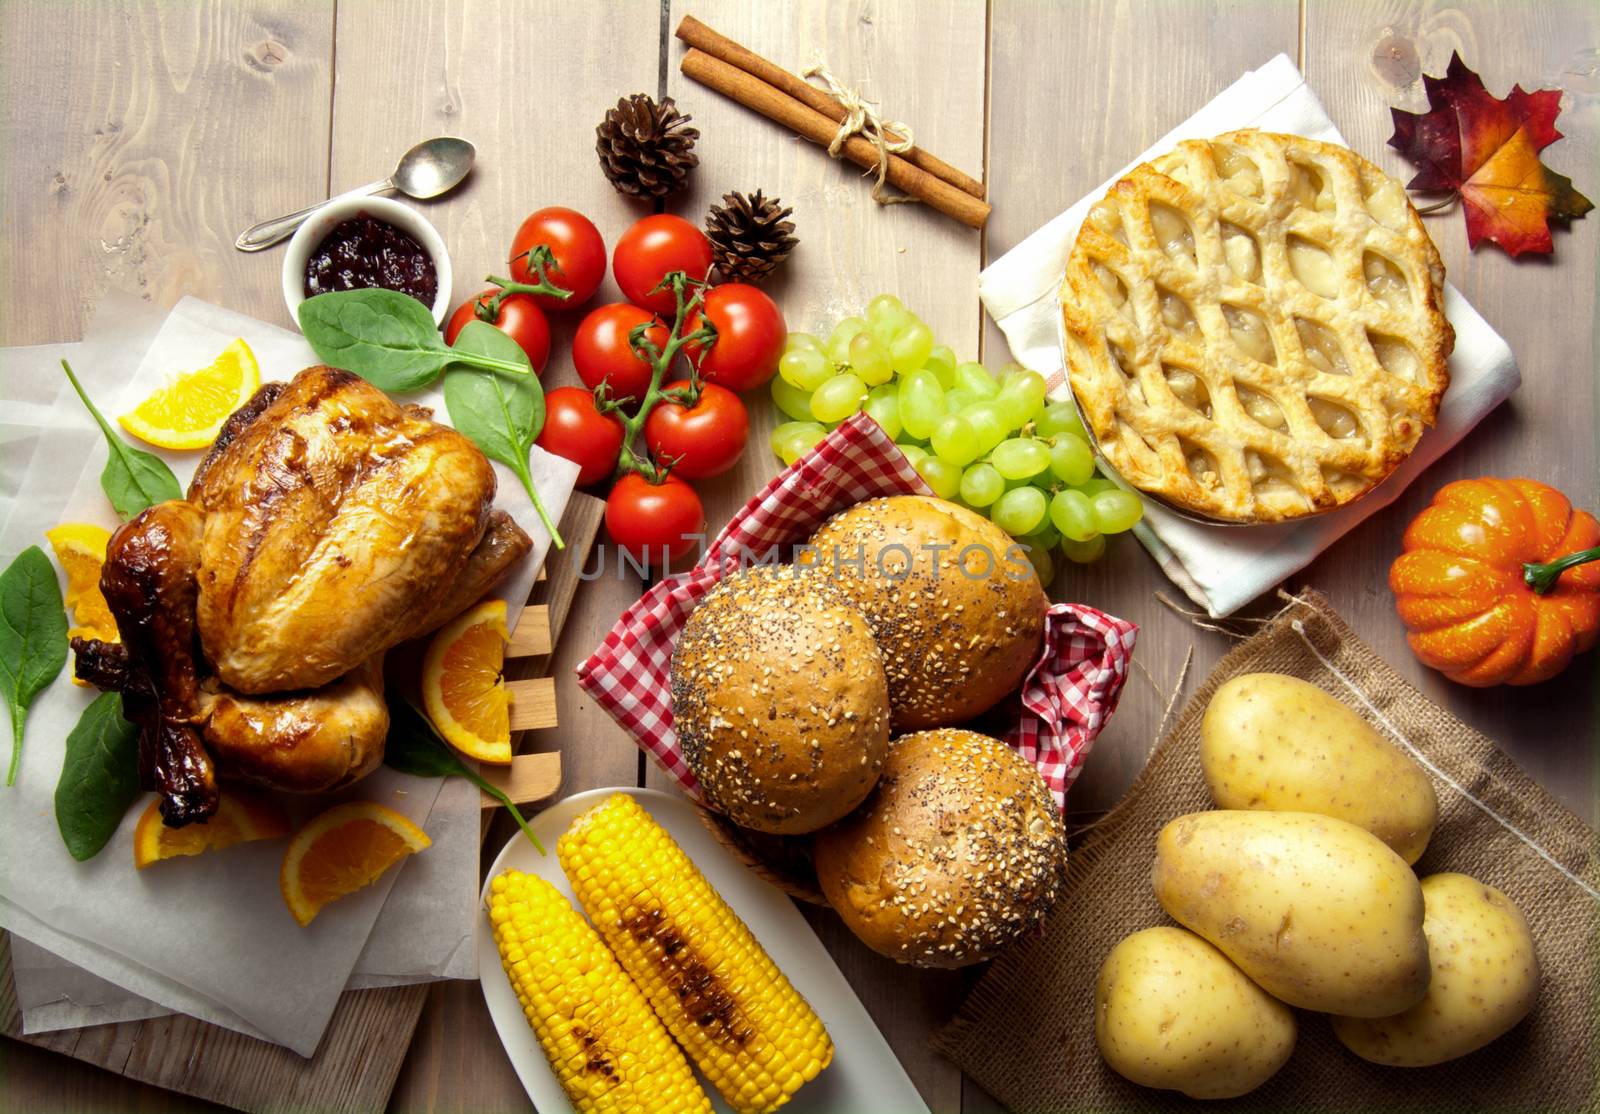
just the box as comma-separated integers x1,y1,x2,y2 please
478,787,930,1114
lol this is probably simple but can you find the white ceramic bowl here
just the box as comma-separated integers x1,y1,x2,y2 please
281,194,452,327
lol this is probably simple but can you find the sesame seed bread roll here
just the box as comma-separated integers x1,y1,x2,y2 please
803,496,1047,731
670,566,890,835
815,728,1066,968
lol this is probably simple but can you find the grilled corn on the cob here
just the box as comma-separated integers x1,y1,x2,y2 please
487,869,711,1113
558,793,834,1114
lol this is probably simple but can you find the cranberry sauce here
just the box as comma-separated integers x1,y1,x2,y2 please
303,213,437,305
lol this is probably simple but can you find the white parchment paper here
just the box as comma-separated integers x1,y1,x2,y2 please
0,294,577,1054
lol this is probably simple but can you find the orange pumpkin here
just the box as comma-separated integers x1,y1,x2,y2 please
1390,478,1600,686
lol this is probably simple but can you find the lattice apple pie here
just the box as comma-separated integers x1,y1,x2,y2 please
1060,129,1453,523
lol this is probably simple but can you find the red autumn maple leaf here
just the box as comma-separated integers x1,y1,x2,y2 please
1389,52,1592,257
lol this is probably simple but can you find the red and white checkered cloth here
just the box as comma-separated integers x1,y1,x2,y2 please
575,413,1137,812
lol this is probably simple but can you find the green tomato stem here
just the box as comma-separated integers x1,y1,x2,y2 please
1523,545,1600,595
484,245,573,319
608,273,718,482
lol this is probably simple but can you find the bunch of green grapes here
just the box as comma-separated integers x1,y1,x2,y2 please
768,294,1142,580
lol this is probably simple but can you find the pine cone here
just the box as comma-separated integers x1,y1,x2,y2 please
596,94,699,199
705,191,798,284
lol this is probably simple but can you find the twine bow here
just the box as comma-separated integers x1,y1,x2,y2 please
802,55,918,205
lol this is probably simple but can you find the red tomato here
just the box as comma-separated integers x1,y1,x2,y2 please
606,473,705,566
612,214,713,318
684,284,787,392
509,207,606,311
572,303,667,403
444,290,551,373
536,387,624,487
643,380,749,480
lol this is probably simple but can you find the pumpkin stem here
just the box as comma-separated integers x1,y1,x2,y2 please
1524,546,1600,595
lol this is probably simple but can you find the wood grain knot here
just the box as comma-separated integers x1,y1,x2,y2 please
245,39,288,72
1559,45,1599,95
1370,29,1421,92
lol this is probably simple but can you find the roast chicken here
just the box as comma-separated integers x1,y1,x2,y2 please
73,366,532,826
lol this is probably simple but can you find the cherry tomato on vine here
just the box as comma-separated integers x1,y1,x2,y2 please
684,283,787,392
536,386,624,487
572,303,668,403
509,207,606,311
643,380,749,480
612,214,713,317
606,473,705,566
444,290,551,373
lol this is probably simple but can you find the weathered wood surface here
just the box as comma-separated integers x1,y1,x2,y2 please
0,0,334,343
2,1,1596,1112
475,753,561,809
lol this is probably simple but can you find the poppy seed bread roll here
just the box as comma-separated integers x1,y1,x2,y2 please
670,566,890,835
815,728,1066,967
803,496,1047,731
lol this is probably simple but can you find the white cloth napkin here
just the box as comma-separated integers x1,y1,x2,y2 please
0,294,576,1053
979,54,1520,617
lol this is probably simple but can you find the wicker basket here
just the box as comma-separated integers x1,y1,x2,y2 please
693,805,829,906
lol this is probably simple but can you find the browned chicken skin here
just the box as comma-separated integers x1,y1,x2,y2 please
198,658,389,794
406,511,532,641
73,366,531,825
190,367,499,694
89,501,218,825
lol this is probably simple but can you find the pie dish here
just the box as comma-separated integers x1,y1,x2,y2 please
1060,129,1454,523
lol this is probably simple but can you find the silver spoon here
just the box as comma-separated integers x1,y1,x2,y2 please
234,137,476,252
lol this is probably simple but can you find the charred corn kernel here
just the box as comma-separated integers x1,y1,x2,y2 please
558,794,833,1114
487,870,711,1114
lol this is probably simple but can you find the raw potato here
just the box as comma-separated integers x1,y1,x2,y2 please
1332,873,1539,1066
1152,810,1430,1017
1200,673,1439,863
1096,926,1296,1099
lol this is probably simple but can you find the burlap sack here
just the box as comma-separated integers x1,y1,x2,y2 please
934,590,1599,1112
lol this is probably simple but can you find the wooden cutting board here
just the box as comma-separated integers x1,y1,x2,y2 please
0,492,602,1114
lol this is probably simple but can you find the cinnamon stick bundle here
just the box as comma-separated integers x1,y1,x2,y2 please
676,19,991,230
677,15,986,200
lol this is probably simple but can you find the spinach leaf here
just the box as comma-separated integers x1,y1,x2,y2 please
0,545,69,786
298,289,530,392
54,693,141,860
444,321,563,548
443,321,543,478
385,695,545,854
61,360,183,519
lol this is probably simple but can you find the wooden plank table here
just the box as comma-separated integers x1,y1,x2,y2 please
2,2,1595,1111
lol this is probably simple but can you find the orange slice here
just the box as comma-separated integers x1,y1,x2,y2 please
118,337,260,450
45,522,118,647
421,599,512,764
279,801,431,927
133,790,290,869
